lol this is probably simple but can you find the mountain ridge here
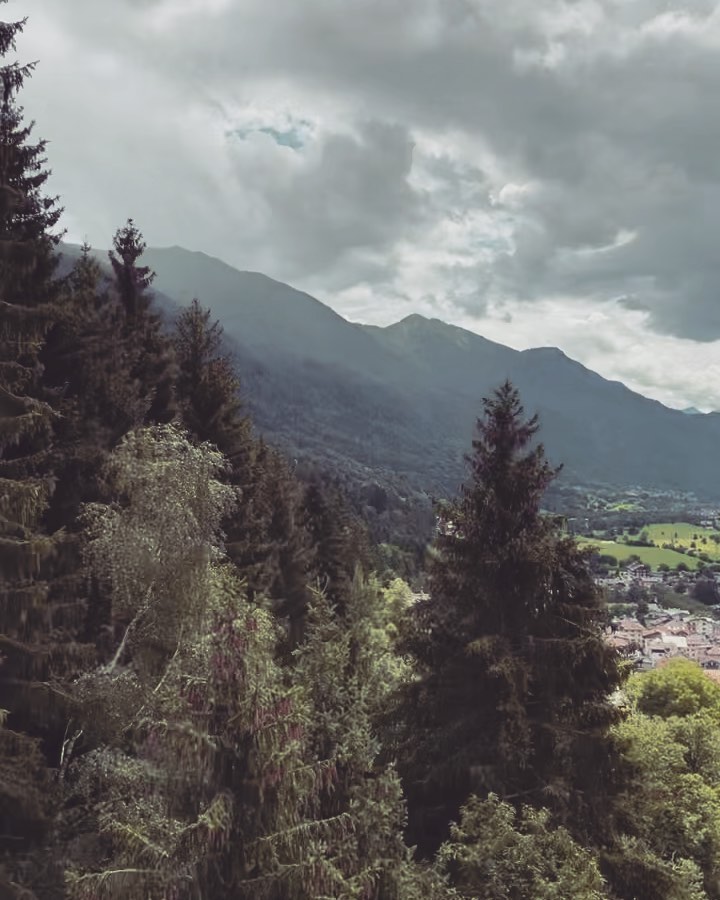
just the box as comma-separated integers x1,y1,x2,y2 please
58,242,720,500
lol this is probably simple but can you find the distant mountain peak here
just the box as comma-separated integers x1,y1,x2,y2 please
60,238,720,498
382,314,513,353
522,346,568,360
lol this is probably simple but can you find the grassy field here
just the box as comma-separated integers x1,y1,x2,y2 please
577,537,703,571
635,523,720,560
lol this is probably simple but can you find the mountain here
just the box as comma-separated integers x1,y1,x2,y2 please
58,243,720,502
363,316,720,495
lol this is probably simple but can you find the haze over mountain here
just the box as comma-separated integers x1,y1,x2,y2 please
62,243,720,501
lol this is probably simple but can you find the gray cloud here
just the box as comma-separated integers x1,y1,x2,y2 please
238,120,426,281
14,0,720,358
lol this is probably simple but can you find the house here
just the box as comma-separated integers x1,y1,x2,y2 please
607,634,632,652
639,573,664,586
626,561,651,578
645,640,670,662
700,646,720,669
619,618,644,637
660,634,689,655
689,617,715,638
665,608,691,621
687,633,712,660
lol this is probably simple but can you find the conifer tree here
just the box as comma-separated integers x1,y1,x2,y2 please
174,298,251,456
61,426,356,899
434,794,608,899
222,436,276,597
294,573,446,899
42,243,105,417
39,245,108,525
0,7,83,895
393,381,626,855
303,479,368,615
173,297,257,569
106,219,176,430
38,242,165,658
172,300,314,645
261,451,314,649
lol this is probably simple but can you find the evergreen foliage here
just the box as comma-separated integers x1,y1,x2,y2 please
393,381,627,854
4,12,714,894
174,298,251,455
435,794,608,899
172,300,316,647
62,426,326,898
0,10,83,895
106,219,176,428
62,426,426,899
292,573,435,898
303,480,370,616
38,244,111,528
36,225,179,662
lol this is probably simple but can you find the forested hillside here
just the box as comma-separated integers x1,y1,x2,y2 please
3,9,720,900
59,240,720,509
88,245,720,503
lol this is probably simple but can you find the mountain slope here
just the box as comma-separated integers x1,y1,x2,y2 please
58,243,720,500
141,247,412,385
362,315,719,495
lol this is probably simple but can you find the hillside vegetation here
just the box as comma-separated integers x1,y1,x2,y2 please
57,243,720,505
4,10,720,900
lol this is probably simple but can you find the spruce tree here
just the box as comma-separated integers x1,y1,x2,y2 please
173,298,257,569
393,381,626,855
303,479,368,615
172,300,314,644
39,245,109,527
294,573,445,899
174,298,251,456
61,426,357,899
261,449,315,651
106,219,176,430
0,8,83,895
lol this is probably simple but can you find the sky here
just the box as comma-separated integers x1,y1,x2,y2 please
14,0,720,411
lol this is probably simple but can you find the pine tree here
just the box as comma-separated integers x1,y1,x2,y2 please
174,298,251,457
303,479,368,615
172,300,315,646
106,219,176,429
294,573,445,899
0,8,84,896
434,794,608,899
393,381,626,855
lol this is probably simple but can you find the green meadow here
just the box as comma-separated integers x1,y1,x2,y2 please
637,523,720,560
577,522,720,571
577,537,703,571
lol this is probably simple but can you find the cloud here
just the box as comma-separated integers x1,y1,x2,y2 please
12,0,720,406
225,119,428,284
462,297,720,413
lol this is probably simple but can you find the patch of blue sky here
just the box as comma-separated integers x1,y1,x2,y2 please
226,119,313,151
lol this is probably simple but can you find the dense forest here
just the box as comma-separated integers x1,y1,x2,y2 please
3,9,720,899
